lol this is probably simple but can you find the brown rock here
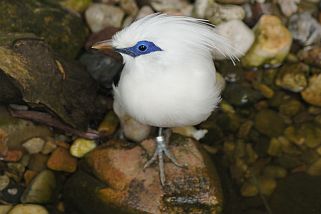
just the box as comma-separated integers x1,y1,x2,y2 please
98,111,119,136
301,74,321,107
216,0,246,4
28,154,49,172
0,128,8,156
298,46,321,68
24,170,38,186
54,141,70,149
79,138,223,213
3,150,23,162
47,147,77,173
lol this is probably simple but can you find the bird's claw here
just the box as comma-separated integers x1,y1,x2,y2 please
144,134,186,186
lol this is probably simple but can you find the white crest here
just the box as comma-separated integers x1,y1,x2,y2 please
112,13,239,63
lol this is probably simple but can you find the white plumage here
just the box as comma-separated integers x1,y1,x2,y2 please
111,13,237,128
93,13,238,185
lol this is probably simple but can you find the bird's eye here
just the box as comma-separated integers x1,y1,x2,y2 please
138,45,147,51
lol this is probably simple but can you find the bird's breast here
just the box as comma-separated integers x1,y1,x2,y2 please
115,64,220,127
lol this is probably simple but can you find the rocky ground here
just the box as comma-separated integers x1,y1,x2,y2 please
0,0,321,214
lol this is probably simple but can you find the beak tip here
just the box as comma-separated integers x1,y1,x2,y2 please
91,40,113,51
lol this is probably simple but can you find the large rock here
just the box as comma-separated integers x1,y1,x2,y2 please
289,12,321,46
64,137,223,214
21,170,56,204
215,20,254,59
0,0,88,59
0,106,52,150
85,3,125,32
194,0,245,24
0,35,100,129
242,15,292,67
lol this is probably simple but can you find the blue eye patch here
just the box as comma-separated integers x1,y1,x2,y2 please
115,40,162,57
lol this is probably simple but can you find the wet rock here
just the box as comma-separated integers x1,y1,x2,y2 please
216,112,241,133
257,177,277,196
298,46,321,68
208,2,244,25
22,138,45,154
151,0,191,15
21,170,56,204
70,138,96,158
215,20,254,58
277,0,299,16
171,126,207,141
275,63,309,92
23,170,38,186
20,154,30,168
65,138,223,213
199,120,225,145
2,180,24,204
263,165,287,178
279,99,302,116
223,83,262,107
0,205,12,214
41,140,57,155
242,15,292,67
85,3,125,32
301,74,321,107
216,0,246,4
193,0,209,18
238,120,254,139
0,0,88,59
253,82,274,98
79,51,122,89
194,0,245,24
254,109,286,137
59,0,92,13
0,36,101,129
98,111,119,136
240,176,276,197
289,12,321,46
270,173,321,214
287,122,321,148
47,147,77,173
0,107,52,150
243,2,272,27
116,112,151,143
217,60,243,83
0,128,8,157
3,150,23,162
7,163,25,182
0,174,10,191
28,154,49,172
268,137,285,156
136,6,154,19
241,181,258,197
8,204,48,214
122,15,135,28
120,0,139,16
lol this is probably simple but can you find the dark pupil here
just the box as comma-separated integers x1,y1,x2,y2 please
138,45,147,51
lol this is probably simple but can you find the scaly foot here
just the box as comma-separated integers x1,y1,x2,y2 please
144,129,186,185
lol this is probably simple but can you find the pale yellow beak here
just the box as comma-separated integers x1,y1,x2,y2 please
91,40,113,51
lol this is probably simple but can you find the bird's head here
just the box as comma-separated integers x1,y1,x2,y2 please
92,13,238,66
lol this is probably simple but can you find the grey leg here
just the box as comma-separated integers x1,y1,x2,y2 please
144,128,185,185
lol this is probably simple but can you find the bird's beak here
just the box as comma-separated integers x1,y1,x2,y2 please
91,40,113,51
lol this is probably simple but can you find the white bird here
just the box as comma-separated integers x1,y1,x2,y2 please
92,13,238,185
